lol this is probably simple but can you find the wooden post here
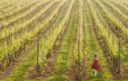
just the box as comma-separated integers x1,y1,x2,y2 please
112,34,114,45
117,38,121,74
36,34,40,73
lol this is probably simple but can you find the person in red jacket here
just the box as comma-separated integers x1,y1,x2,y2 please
91,54,101,76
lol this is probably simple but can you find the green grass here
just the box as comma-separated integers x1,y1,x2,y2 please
83,1,112,81
46,1,78,80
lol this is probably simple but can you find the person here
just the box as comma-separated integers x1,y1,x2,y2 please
91,54,101,76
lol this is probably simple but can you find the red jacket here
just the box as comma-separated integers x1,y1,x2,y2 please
91,59,101,71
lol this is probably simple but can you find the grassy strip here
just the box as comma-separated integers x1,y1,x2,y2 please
83,0,112,81
45,1,81,81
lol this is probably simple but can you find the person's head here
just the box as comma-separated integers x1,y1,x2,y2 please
94,54,97,58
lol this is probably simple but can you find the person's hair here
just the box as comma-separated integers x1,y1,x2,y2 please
94,54,97,58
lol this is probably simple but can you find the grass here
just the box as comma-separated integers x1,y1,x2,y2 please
83,1,112,81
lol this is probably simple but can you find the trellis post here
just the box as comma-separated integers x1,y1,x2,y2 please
117,38,121,74
36,34,40,73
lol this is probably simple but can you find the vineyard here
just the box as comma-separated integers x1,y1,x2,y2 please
0,0,128,81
